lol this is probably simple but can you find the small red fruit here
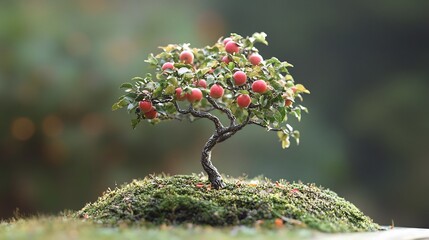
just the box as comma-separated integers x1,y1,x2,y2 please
209,84,224,99
225,41,240,54
221,56,230,64
274,218,284,228
175,87,186,101
233,71,247,86
196,79,207,88
187,88,203,102
179,50,194,64
139,100,153,113
248,53,263,65
252,80,268,93
161,62,174,71
223,37,232,45
237,94,251,108
144,108,157,119
285,99,293,107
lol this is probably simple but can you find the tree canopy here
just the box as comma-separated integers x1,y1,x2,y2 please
113,32,309,149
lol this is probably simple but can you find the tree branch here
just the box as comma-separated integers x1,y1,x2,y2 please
189,106,224,131
220,112,251,134
216,132,234,143
152,96,174,104
173,101,191,114
205,96,236,125
249,120,283,131
173,101,224,130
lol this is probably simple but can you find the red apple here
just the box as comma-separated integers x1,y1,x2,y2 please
221,56,230,64
233,71,247,86
196,79,207,88
225,41,240,54
139,100,153,113
175,87,186,101
179,50,194,64
248,53,263,65
223,37,232,45
162,62,174,70
187,88,203,102
144,108,157,119
252,80,268,93
209,84,224,99
237,94,251,108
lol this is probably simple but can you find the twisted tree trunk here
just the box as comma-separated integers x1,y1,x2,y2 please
201,134,225,189
173,100,253,189
201,129,242,189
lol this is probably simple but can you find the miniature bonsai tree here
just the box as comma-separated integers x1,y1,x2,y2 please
112,32,310,189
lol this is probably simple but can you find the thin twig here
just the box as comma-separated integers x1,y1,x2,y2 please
249,120,283,131
152,97,174,104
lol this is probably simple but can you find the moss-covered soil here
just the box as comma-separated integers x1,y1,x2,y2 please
76,174,379,233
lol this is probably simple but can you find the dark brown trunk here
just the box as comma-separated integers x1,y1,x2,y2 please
201,134,225,189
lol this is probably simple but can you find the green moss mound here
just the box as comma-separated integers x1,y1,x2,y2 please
76,175,379,233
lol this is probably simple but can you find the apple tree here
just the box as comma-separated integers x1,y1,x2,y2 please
112,33,310,189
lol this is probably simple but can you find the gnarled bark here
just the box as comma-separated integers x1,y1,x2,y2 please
201,134,225,189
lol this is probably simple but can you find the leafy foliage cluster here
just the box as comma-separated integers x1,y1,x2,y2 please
112,32,309,148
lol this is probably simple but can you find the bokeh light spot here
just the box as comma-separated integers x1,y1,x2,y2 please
11,117,36,141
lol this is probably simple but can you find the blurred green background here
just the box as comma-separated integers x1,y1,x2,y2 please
1,0,428,227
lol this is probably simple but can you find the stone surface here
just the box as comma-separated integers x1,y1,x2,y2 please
315,228,429,240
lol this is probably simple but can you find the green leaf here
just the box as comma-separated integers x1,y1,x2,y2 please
252,32,268,45
299,105,309,113
120,83,133,89
183,72,194,80
131,77,144,81
279,107,287,122
270,80,284,91
259,95,268,107
127,102,138,113
277,131,290,149
152,86,163,98
292,108,301,121
295,84,310,94
167,77,178,86
174,63,190,68
293,130,300,145
164,85,176,95
281,137,290,149
280,61,293,68
144,53,158,66
266,57,281,66
206,75,215,85
131,118,141,129
112,98,128,111
178,67,191,75
228,62,235,70
207,60,219,69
